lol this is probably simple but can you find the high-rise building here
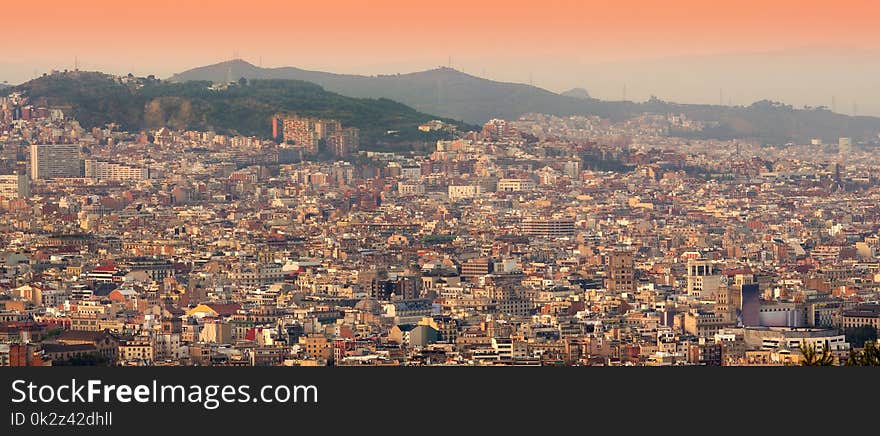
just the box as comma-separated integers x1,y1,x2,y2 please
280,116,321,152
327,127,359,157
481,119,516,141
740,283,760,327
0,173,30,199
687,258,721,299
606,250,635,293
30,144,83,180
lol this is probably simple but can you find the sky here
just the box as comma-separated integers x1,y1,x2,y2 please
3,0,880,115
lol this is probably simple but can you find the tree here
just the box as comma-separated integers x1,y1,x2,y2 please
845,341,880,366
798,341,834,366
238,77,248,87
845,325,878,348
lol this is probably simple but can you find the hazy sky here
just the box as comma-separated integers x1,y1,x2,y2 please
3,0,879,115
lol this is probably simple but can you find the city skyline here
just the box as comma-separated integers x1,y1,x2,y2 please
3,0,880,371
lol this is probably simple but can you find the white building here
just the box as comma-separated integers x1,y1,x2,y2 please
448,185,482,201
85,160,150,181
497,178,536,192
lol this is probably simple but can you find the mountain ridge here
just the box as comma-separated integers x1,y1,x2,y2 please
169,59,880,144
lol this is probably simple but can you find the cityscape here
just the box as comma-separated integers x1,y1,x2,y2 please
2,3,880,368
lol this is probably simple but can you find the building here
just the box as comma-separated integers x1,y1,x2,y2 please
497,178,536,192
84,160,149,181
605,250,635,294
687,258,721,299
759,302,806,328
276,114,357,156
743,327,849,352
448,185,482,201
118,339,155,363
521,218,575,238
841,304,880,331
30,143,83,180
280,116,321,152
481,119,515,141
327,127,359,157
740,283,760,327
122,257,176,282
300,334,332,361
398,183,426,195
0,173,30,199
684,310,736,338
461,257,493,279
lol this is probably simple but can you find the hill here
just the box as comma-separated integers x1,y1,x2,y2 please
561,88,591,99
13,71,472,148
169,60,615,124
169,60,880,144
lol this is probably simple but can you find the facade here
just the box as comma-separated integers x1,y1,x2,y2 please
497,178,536,192
0,173,30,199
85,160,149,181
398,183,426,195
605,250,635,294
841,304,880,330
448,185,482,201
521,218,575,238
278,114,358,156
461,257,493,279
743,327,849,352
30,143,83,180
687,258,721,299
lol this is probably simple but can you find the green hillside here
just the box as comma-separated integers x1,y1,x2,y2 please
14,71,472,148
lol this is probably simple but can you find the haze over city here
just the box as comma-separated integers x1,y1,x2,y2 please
2,0,879,115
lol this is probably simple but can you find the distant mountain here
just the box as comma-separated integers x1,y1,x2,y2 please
169,60,634,124
170,60,880,144
13,71,471,149
561,88,591,99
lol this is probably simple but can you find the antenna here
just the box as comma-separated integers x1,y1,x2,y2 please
74,56,78,71
623,84,627,102
853,102,858,117
448,55,452,69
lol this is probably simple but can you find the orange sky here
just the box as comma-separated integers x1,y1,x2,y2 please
3,1,880,114
4,0,878,74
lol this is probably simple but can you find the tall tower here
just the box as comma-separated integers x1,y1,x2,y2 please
606,250,635,294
